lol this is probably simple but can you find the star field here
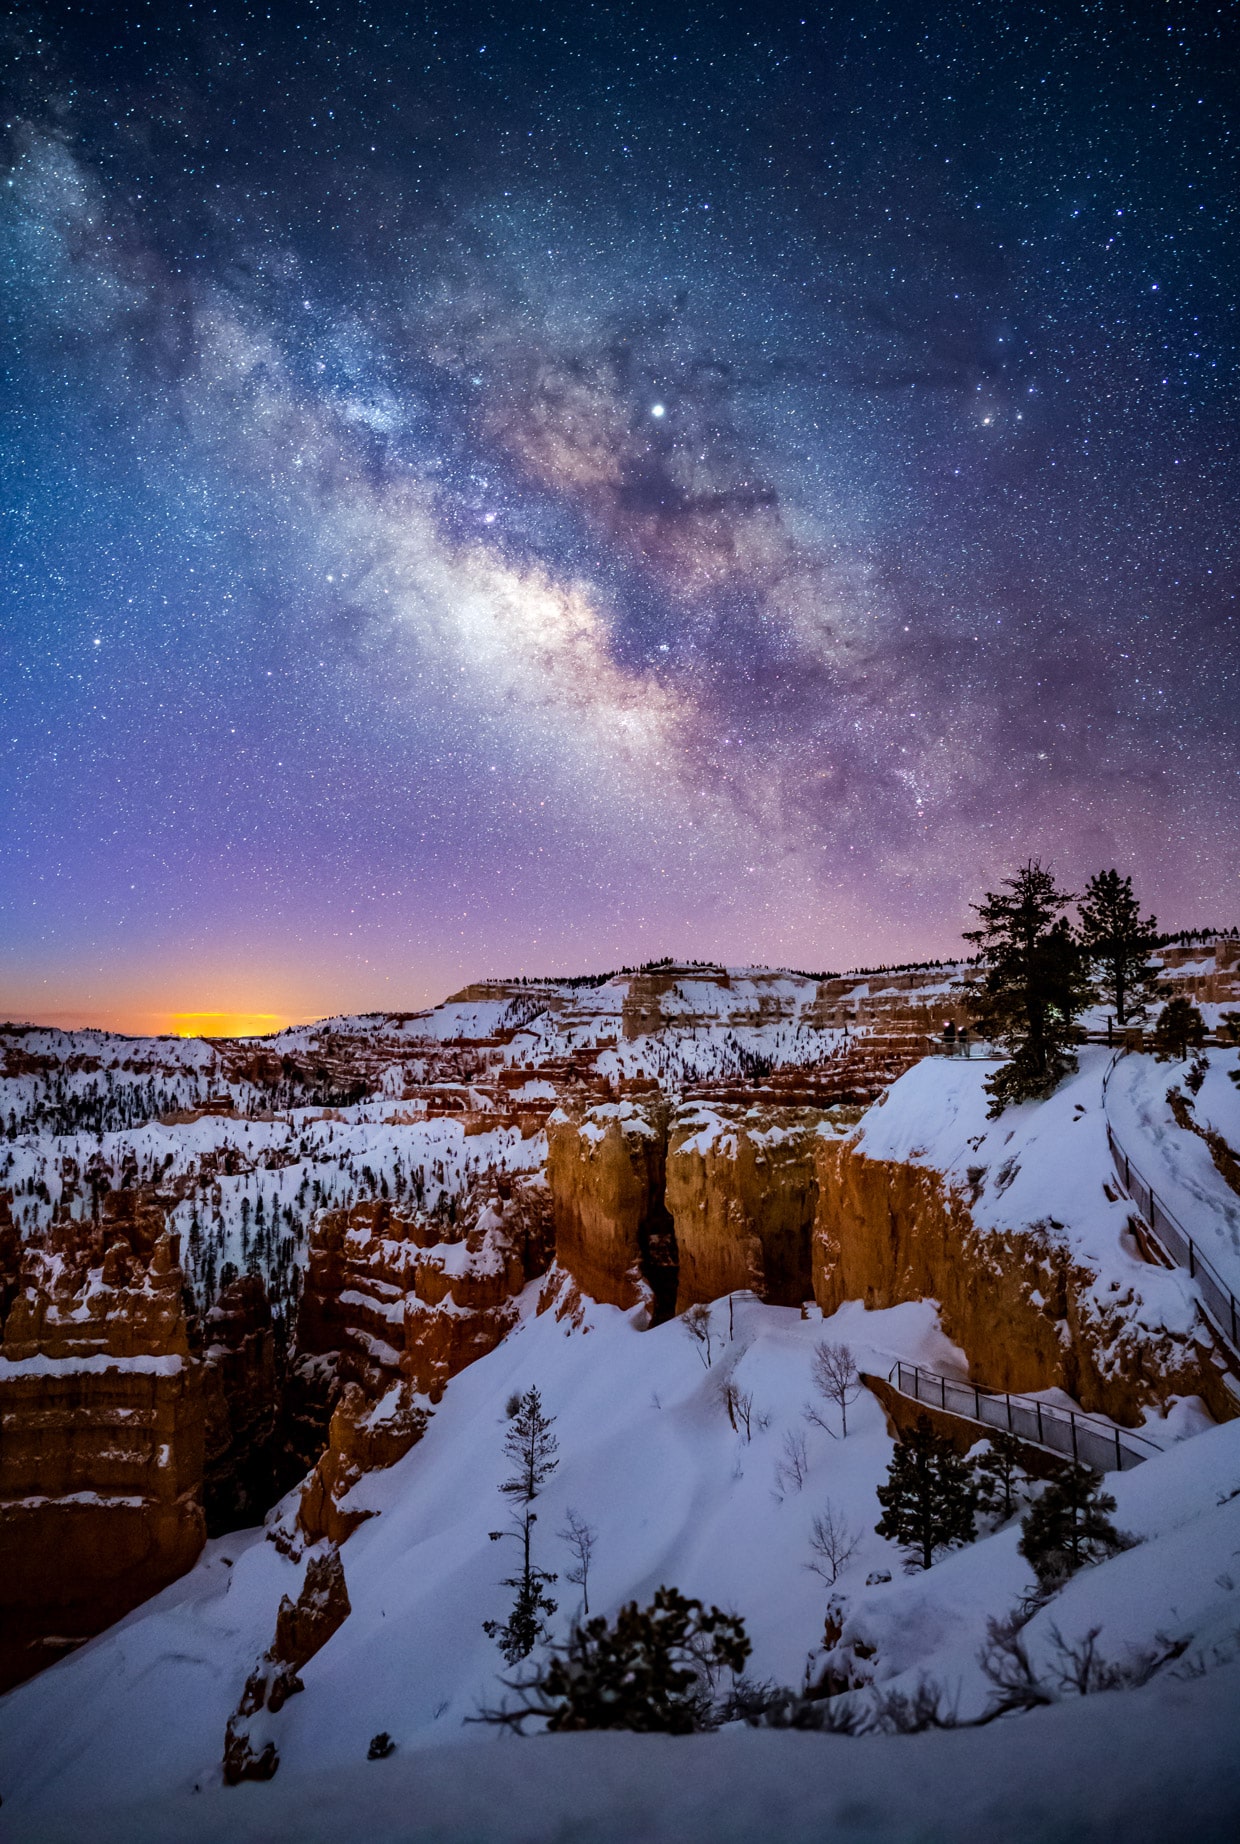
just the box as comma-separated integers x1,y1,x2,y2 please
1,1,1237,1028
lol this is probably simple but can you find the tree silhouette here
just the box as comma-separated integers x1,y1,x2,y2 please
875,1416,977,1569
965,861,1088,1113
483,1387,560,1663
1077,870,1163,1026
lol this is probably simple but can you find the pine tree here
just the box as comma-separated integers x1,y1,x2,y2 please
1018,1464,1125,1589
499,1386,560,1504
482,1587,751,1733
874,1416,978,1569
1077,870,1164,1025
483,1387,560,1663
964,861,1088,1115
972,1433,1028,1522
1152,997,1207,1062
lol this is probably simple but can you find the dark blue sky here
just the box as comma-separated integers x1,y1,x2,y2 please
2,1,1236,1028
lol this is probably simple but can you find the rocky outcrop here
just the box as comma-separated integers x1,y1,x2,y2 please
201,1272,285,1534
813,1138,1234,1425
665,1105,829,1310
291,1178,551,1543
546,1098,677,1317
0,1195,205,1690
223,1545,351,1784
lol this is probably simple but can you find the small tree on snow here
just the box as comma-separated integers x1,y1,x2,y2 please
1152,997,1206,1063
774,1428,810,1496
807,1502,861,1585
682,1302,717,1368
719,1375,757,1439
499,1385,560,1504
972,1433,1029,1523
875,1417,977,1570
558,1507,597,1618
479,1587,751,1734
1018,1464,1127,1590
483,1387,560,1663
807,1340,861,1438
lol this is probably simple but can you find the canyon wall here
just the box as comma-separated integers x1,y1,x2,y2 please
0,1193,206,1691
291,1177,552,1544
665,1106,831,1310
543,1091,1232,1430
546,1098,676,1316
812,1137,1234,1425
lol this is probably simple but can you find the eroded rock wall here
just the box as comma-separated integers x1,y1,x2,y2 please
290,1177,551,1543
0,1195,205,1690
813,1137,1233,1425
546,1098,676,1316
201,1272,286,1534
666,1106,829,1309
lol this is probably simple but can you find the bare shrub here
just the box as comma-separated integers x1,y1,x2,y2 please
774,1429,809,1496
682,1302,717,1369
978,1609,1189,1719
719,1376,756,1440
807,1502,861,1585
558,1508,598,1618
808,1340,861,1438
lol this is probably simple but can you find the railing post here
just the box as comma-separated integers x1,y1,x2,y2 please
1189,1239,1195,1278
1115,1426,1122,1470
1036,1402,1043,1444
1006,1393,1012,1432
974,1384,981,1420
941,1374,946,1410
1070,1411,1078,1461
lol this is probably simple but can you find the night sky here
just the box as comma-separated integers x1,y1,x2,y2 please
2,2,1237,1031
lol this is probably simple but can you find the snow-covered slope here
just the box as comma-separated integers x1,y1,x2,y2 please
1107,1051,1240,1290
3,1282,1240,1840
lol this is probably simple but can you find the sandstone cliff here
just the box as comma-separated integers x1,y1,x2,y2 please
291,1176,551,1544
546,1097,676,1316
812,1055,1236,1426
0,1193,205,1690
665,1104,836,1309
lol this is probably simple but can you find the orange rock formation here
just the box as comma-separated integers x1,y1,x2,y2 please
812,1137,1235,1425
546,1098,677,1316
0,1193,205,1690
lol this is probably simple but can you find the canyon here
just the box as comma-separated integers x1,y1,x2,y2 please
1,945,1238,1704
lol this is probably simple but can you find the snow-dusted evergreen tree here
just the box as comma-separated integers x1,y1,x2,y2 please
1018,1464,1126,1588
971,1433,1029,1522
874,1416,977,1570
482,1587,750,1733
483,1387,560,1663
964,861,1088,1114
1077,870,1163,1025
1152,996,1207,1062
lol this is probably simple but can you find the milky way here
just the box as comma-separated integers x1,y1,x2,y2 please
2,3,1237,1026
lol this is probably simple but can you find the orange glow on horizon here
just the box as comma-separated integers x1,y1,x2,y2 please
171,1011,288,1039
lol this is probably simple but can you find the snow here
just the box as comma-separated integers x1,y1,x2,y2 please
0,1352,185,1377
1107,1051,1240,1289
3,980,1239,1838
4,1283,1240,1840
848,1048,1209,1351
5,1668,1239,1844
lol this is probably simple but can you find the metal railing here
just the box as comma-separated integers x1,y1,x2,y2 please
1102,1054,1240,1356
885,1360,1162,1472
